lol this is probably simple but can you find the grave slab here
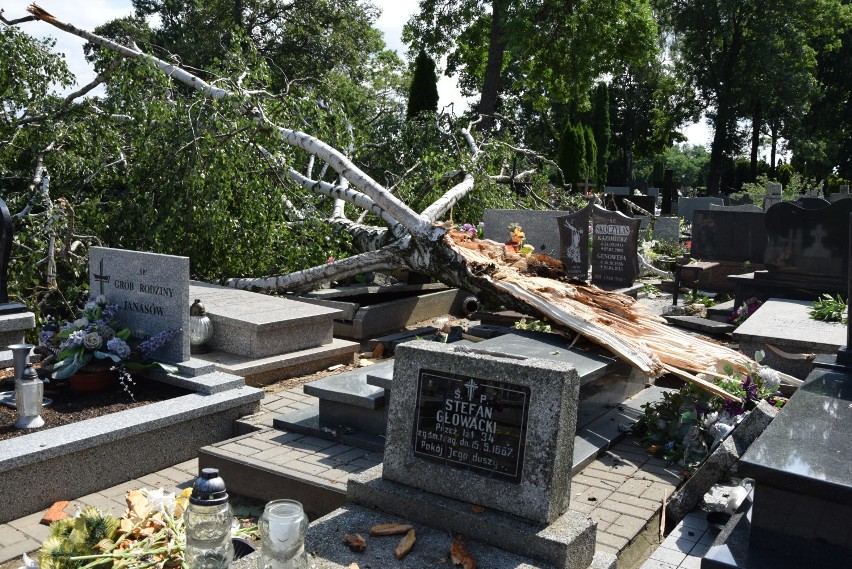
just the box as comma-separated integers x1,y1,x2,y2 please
349,465,597,569
231,503,615,569
733,298,847,378
190,282,340,357
383,341,581,524
663,315,736,335
303,364,389,410
194,338,358,386
704,361,852,568
0,377,262,524
0,311,35,349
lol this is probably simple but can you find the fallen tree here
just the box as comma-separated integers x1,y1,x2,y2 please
14,4,778,396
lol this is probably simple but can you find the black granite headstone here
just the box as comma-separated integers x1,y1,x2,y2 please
556,205,591,279
659,170,678,215
591,206,641,289
0,197,27,314
764,200,852,277
412,368,530,484
795,197,831,209
0,197,12,304
692,210,767,263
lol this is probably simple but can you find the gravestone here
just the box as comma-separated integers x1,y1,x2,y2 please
557,206,591,279
728,194,755,206
613,194,656,217
89,247,190,363
483,209,564,257
794,196,831,209
763,182,783,211
0,197,27,314
603,186,631,196
646,187,660,203
709,202,763,213
383,341,581,524
649,216,681,243
677,196,725,225
591,206,641,289
763,200,852,278
692,210,767,262
830,184,851,203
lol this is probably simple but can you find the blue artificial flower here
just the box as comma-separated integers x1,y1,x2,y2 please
107,337,131,359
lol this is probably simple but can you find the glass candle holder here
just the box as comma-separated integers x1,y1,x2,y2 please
258,500,308,569
15,364,44,429
185,468,234,569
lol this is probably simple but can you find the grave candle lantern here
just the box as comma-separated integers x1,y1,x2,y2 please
258,499,308,569
184,468,234,569
14,364,44,429
189,299,213,354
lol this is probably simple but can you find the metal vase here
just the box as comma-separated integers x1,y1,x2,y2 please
8,343,33,380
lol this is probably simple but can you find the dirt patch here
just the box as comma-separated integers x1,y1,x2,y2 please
0,369,193,442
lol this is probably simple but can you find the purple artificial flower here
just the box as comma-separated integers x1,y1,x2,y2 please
39,329,55,344
722,399,745,416
741,376,759,401
137,329,181,359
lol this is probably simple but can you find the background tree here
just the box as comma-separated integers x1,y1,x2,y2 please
406,49,439,119
608,60,690,186
590,82,610,188
404,0,657,135
656,0,848,192
557,121,585,189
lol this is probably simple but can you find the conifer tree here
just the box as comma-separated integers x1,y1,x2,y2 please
406,49,439,119
558,121,586,190
591,83,610,187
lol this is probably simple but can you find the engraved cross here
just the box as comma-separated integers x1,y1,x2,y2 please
93,258,111,294
464,378,477,401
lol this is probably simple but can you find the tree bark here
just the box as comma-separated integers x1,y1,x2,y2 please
476,0,508,132
749,100,762,182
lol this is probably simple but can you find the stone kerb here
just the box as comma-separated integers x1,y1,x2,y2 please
89,247,190,363
382,341,581,524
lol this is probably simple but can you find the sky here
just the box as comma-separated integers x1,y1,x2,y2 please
4,0,711,146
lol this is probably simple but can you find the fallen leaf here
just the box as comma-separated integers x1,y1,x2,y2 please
343,533,367,552
119,518,135,534
371,343,385,358
450,539,476,569
395,528,416,560
470,505,485,514
125,489,150,519
347,564,360,569
369,522,414,536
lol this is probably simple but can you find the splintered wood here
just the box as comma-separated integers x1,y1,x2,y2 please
448,232,754,389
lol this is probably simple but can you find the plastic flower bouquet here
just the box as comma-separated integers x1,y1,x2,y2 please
40,295,178,381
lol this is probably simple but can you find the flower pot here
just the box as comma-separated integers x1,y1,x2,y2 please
69,368,116,393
